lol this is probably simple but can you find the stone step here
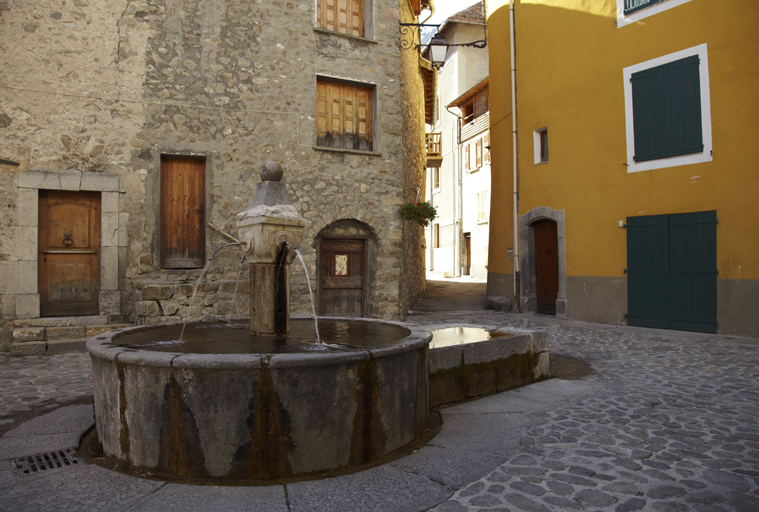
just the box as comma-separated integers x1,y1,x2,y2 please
10,322,133,357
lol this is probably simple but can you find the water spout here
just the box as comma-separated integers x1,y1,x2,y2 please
285,242,321,344
180,242,244,341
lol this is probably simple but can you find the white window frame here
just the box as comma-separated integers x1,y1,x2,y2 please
617,0,692,28
533,127,548,165
623,43,712,173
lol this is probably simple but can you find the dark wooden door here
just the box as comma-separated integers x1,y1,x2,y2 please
534,219,559,315
161,155,205,268
39,190,101,317
464,234,471,276
318,239,366,316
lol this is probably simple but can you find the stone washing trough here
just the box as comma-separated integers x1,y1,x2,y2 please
427,325,549,407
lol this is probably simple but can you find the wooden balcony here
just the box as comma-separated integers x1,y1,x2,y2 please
426,132,443,168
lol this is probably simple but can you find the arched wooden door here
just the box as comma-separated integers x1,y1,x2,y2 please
533,219,559,315
318,239,366,316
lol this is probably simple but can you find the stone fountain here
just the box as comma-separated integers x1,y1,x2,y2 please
87,163,431,482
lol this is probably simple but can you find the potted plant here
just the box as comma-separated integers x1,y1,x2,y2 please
399,201,437,227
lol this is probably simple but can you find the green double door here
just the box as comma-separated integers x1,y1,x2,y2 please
626,211,717,333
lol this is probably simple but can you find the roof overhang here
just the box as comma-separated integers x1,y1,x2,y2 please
448,76,489,109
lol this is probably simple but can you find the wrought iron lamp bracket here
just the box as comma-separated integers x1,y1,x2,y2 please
398,22,487,52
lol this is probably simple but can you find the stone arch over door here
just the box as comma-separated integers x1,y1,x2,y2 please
315,219,378,317
519,207,566,317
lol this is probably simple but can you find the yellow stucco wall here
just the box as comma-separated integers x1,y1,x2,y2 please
488,0,759,282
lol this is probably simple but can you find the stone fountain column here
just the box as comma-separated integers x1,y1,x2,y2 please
236,162,305,335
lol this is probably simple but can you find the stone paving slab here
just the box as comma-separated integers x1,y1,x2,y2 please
128,483,289,512
286,462,451,512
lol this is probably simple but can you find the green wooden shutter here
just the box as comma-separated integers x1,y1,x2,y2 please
632,55,703,163
627,215,670,329
624,0,662,15
668,211,717,333
664,55,703,158
631,66,666,163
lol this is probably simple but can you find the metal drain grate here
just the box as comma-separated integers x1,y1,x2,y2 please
13,448,82,476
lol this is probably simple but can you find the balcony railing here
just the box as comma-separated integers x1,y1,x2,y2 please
426,132,443,168
457,111,490,143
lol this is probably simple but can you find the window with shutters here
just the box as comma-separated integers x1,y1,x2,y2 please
464,143,471,171
475,138,483,168
317,0,366,38
623,44,712,173
316,79,374,152
534,128,548,164
617,0,692,28
477,192,488,222
484,132,490,164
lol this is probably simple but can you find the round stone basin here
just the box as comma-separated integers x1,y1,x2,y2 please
87,318,431,482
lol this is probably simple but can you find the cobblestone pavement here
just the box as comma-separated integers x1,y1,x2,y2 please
1,310,758,511
407,312,759,512
0,352,92,435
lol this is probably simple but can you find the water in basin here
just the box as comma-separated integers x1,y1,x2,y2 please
429,326,513,349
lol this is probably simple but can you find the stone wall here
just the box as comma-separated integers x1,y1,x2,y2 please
0,0,427,349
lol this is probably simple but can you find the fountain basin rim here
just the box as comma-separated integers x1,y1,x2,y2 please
86,317,432,370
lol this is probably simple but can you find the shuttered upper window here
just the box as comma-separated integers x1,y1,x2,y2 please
316,80,373,151
317,0,364,38
631,55,702,163
624,0,662,15
623,44,712,173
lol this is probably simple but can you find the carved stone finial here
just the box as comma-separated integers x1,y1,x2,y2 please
260,161,283,182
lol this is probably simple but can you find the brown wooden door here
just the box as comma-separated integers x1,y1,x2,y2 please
318,239,366,316
39,190,101,317
161,155,205,268
534,219,559,315
464,234,471,276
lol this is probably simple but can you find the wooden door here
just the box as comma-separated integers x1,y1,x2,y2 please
161,155,206,268
39,190,101,317
534,219,559,315
464,234,471,276
318,239,366,316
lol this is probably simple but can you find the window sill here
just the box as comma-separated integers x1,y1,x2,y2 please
477,219,489,225
313,146,381,157
313,28,378,44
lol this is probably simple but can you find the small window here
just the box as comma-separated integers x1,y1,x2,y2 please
477,192,488,221
484,133,491,164
534,128,548,164
317,0,364,37
316,79,374,151
433,167,440,190
462,103,474,125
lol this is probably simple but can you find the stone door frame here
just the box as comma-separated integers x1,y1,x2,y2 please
519,206,567,317
15,170,124,319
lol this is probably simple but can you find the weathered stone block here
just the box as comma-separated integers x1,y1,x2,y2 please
138,284,173,300
19,170,60,190
429,345,463,372
159,300,180,316
17,226,37,261
15,294,40,319
102,191,119,213
81,171,119,192
101,246,119,291
11,341,46,356
136,300,160,316
118,212,129,247
201,293,219,306
197,283,218,293
463,334,530,366
86,325,115,337
59,169,83,190
484,295,512,312
13,327,44,342
101,212,119,247
99,291,121,315
17,260,37,294
17,187,38,227
46,326,86,340
0,261,17,294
